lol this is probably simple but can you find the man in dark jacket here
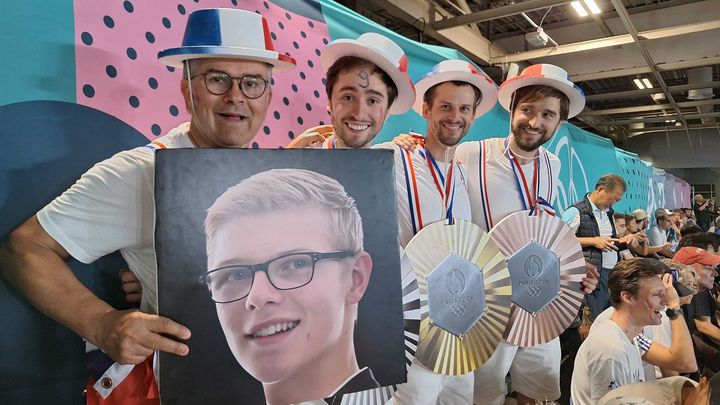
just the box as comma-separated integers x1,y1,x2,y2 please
563,174,627,320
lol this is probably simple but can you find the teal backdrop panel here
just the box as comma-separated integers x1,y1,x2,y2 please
545,125,622,213
0,1,76,106
614,149,654,214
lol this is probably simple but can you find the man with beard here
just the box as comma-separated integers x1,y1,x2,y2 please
463,64,598,405
393,63,599,405
379,59,498,404
287,32,414,149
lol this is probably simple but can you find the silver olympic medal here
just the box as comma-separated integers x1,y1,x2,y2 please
506,241,560,316
427,253,486,337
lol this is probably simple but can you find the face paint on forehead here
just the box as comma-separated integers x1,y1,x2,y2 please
358,70,370,89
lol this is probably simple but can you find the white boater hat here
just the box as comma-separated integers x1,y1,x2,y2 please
157,8,296,71
413,59,498,118
498,64,585,118
320,32,415,115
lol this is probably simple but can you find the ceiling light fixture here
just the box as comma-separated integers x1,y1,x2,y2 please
633,78,645,89
571,1,589,17
582,0,602,14
642,78,653,88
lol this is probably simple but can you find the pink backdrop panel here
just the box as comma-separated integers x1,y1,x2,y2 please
74,0,331,147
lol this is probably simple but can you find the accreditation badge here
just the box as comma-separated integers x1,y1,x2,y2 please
404,219,512,375
489,210,585,347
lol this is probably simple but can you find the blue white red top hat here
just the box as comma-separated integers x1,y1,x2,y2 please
157,8,296,71
320,32,415,115
498,64,585,118
413,59,498,118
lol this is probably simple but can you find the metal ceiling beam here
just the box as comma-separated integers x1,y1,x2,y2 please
489,19,720,64
489,0,701,41
432,0,569,29
585,80,720,101
626,123,720,136
598,112,720,125
571,56,720,82
609,0,691,129
584,98,720,115
367,0,505,64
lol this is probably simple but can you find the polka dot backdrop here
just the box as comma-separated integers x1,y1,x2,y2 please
74,0,331,147
614,149,653,213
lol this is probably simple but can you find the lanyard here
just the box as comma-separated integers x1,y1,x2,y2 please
400,137,456,235
323,136,336,149
478,138,555,231
504,137,539,212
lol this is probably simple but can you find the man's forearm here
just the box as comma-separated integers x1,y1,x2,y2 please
668,315,697,372
577,237,596,248
696,319,720,342
0,218,114,345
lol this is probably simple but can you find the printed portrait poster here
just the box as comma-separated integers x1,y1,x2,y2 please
155,149,406,405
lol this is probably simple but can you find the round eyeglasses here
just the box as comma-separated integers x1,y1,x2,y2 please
200,251,356,304
191,71,269,99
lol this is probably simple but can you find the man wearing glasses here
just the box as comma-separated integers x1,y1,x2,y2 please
0,9,294,404
202,169,376,405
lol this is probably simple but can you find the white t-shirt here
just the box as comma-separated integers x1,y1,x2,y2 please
374,142,472,248
592,307,671,380
37,123,194,314
596,376,696,405
455,138,561,232
647,226,668,247
572,316,647,405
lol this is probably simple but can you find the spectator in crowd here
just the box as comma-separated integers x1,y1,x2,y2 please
592,259,697,380
614,213,652,260
571,258,696,404
564,174,626,320
709,217,720,235
669,210,684,243
633,208,650,231
679,233,716,253
626,211,671,259
681,224,705,238
674,247,720,373
623,214,655,257
694,194,714,231
647,212,675,258
683,208,698,227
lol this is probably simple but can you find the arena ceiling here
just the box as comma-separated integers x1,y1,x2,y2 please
339,0,720,147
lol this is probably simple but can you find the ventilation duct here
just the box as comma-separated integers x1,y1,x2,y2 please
687,67,714,100
687,67,715,124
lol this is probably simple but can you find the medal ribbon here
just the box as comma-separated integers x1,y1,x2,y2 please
504,137,539,212
425,147,455,223
400,135,456,235
479,138,555,230
323,136,336,149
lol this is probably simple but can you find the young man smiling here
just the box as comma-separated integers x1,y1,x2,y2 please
203,169,375,405
380,60,498,405
393,64,599,405
463,64,598,405
571,258,695,405
288,32,414,149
